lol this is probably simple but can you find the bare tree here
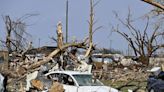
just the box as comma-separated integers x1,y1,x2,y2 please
27,21,88,70
113,10,164,65
4,16,12,53
1,15,34,54
85,0,102,57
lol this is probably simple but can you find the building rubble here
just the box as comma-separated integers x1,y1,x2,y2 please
0,45,164,92
0,21,163,92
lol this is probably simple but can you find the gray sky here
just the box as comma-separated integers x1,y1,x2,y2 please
0,0,153,53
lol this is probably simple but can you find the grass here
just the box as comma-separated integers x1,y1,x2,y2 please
101,79,147,92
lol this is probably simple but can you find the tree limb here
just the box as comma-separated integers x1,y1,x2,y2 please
141,0,164,10
26,42,85,70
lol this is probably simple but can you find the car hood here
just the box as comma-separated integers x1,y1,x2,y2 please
78,86,119,92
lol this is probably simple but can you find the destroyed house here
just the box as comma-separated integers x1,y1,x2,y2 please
23,46,58,63
25,46,57,56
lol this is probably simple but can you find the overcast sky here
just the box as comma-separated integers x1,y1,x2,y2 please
0,0,153,53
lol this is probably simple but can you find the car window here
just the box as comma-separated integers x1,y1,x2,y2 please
73,74,103,86
60,74,75,86
47,73,60,81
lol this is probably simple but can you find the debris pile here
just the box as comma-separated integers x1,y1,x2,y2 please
0,21,95,91
0,20,162,92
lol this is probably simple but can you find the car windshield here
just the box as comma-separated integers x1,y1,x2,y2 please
73,74,103,86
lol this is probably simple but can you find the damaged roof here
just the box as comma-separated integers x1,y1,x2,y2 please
25,46,57,55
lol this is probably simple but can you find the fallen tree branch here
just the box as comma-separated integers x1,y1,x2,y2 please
26,42,85,70
141,0,164,10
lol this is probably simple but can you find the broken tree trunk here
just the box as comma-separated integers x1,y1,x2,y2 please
26,42,85,70
85,0,94,58
5,16,12,53
57,21,64,69
85,42,93,57
56,21,63,49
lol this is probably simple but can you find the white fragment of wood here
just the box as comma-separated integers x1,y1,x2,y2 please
0,73,4,92
26,71,38,91
147,67,161,76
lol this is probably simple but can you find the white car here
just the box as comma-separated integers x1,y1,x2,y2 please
45,71,119,92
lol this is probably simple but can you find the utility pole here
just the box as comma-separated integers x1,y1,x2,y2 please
110,39,112,49
66,0,69,43
38,38,40,48
128,44,130,56
89,0,93,44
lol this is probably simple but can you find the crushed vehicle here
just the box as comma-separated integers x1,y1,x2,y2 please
147,67,164,92
40,70,119,92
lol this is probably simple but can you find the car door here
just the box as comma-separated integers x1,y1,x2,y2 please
59,73,78,92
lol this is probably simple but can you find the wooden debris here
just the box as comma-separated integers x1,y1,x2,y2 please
19,82,25,92
161,64,164,71
49,82,65,92
31,79,44,91
26,42,85,70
